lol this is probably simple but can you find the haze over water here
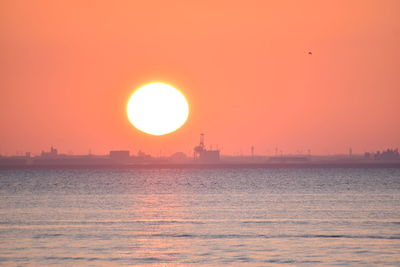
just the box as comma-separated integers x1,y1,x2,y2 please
1,167,400,266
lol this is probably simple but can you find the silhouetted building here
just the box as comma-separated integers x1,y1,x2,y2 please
0,156,29,166
373,148,399,160
136,150,153,161
269,156,310,163
41,147,58,158
34,155,111,166
198,150,220,163
193,133,220,163
109,150,130,162
169,152,189,163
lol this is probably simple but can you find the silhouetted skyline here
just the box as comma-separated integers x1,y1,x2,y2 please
1,1,399,155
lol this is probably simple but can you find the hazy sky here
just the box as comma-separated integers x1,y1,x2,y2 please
1,0,399,156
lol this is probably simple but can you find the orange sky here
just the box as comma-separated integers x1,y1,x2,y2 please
1,0,399,156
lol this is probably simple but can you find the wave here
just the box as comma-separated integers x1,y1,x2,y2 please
3,220,400,227
66,233,400,240
33,233,64,239
146,233,400,240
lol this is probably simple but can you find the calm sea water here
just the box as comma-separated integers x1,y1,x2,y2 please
0,167,400,266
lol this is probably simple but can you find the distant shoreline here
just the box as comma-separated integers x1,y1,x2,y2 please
1,161,400,170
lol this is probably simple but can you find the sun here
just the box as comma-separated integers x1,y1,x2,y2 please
126,82,189,135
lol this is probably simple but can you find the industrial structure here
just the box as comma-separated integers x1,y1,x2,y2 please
109,150,130,163
41,146,58,158
193,133,220,163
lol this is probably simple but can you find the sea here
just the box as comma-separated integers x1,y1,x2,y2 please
0,167,399,266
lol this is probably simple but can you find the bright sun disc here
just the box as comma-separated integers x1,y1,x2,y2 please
126,82,189,135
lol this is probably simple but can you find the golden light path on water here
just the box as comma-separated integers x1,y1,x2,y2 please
1,168,400,265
